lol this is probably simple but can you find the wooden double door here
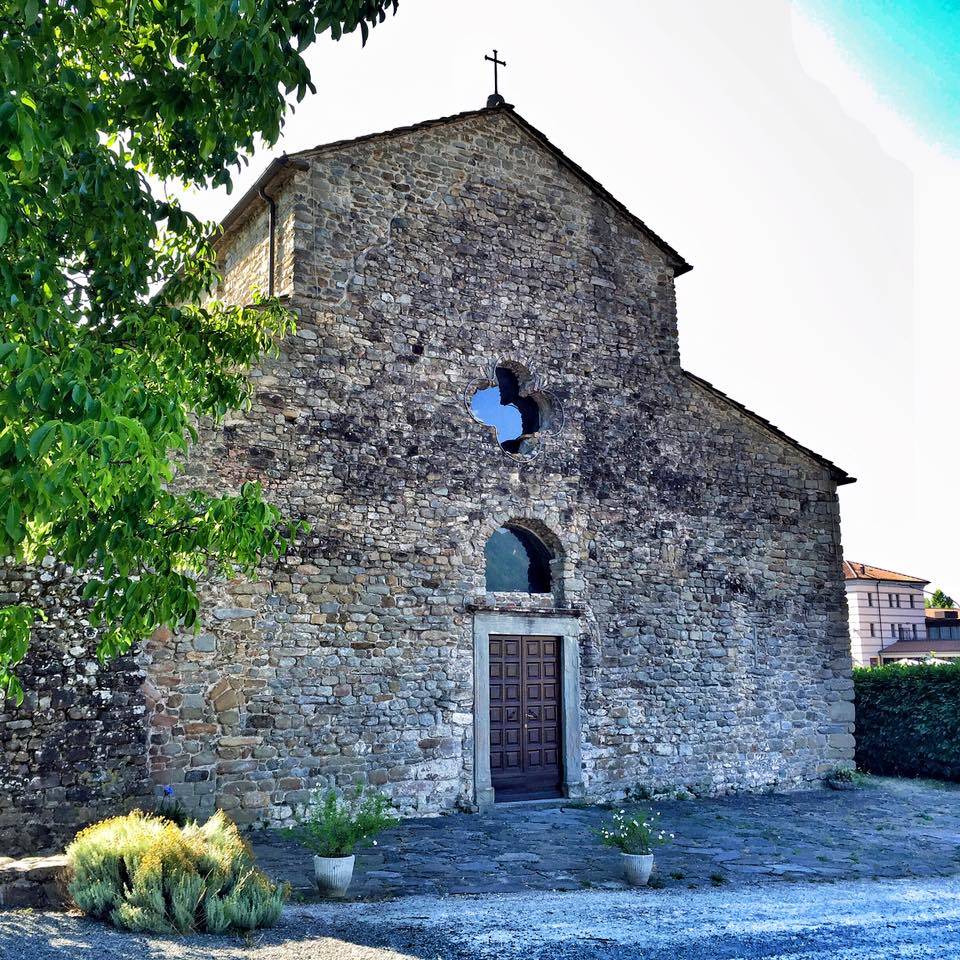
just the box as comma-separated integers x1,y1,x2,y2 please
489,634,563,800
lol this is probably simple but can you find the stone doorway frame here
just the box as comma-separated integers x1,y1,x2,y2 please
472,612,585,811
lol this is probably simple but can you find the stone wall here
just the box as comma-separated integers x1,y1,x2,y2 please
142,107,853,824
0,562,151,855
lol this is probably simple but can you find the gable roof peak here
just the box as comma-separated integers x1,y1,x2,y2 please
220,103,692,276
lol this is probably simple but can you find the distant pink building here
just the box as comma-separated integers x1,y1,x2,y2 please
843,561,928,666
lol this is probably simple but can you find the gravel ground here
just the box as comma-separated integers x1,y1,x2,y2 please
3,875,960,960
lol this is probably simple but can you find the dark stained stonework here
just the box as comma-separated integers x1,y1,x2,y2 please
0,562,151,854
0,106,855,853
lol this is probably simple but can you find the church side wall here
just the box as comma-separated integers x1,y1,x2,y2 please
139,111,853,825
574,381,854,797
216,177,298,304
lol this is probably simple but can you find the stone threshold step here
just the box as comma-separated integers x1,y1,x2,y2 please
490,798,580,811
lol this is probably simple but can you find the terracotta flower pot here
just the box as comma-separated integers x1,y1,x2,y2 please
622,852,654,886
314,854,355,896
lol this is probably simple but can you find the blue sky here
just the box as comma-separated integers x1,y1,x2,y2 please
471,385,522,444
798,0,960,153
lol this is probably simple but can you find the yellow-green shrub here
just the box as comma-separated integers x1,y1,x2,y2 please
66,810,285,934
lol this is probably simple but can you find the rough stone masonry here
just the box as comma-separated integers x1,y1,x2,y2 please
0,105,856,854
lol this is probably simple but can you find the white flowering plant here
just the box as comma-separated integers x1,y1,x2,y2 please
597,808,674,856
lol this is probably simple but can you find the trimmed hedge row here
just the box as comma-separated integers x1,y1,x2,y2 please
854,661,960,781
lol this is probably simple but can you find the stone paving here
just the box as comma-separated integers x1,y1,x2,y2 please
253,776,960,901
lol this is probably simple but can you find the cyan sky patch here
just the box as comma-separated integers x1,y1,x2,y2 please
798,0,960,152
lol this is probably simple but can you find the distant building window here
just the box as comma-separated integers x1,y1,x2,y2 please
867,593,874,607
888,594,894,607
912,624,917,639
891,624,896,638
895,594,901,608
869,623,875,638
909,594,916,608
931,626,941,640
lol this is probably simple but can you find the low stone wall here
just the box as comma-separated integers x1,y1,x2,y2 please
0,855,69,910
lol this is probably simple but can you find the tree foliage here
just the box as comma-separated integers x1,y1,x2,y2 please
0,0,398,701
926,588,956,609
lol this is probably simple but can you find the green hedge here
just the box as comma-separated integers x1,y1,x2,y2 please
854,661,960,781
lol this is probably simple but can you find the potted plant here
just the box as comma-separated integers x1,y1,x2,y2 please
824,766,868,791
285,784,399,896
598,807,673,886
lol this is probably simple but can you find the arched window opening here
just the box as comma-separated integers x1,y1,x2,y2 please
471,367,543,455
484,525,553,594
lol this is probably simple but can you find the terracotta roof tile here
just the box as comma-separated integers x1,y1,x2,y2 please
926,608,960,620
842,561,929,584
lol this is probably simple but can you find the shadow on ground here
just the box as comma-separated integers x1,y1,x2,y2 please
7,874,960,960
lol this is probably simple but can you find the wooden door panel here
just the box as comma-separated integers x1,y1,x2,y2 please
489,633,562,798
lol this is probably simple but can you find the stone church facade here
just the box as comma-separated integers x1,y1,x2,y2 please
0,105,856,853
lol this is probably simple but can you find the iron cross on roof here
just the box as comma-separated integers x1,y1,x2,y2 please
485,49,506,107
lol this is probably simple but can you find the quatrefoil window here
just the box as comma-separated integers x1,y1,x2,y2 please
468,363,560,459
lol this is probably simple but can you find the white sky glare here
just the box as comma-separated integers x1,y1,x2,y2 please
178,0,959,598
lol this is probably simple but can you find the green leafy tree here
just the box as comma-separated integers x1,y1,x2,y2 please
0,0,398,701
926,588,957,609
